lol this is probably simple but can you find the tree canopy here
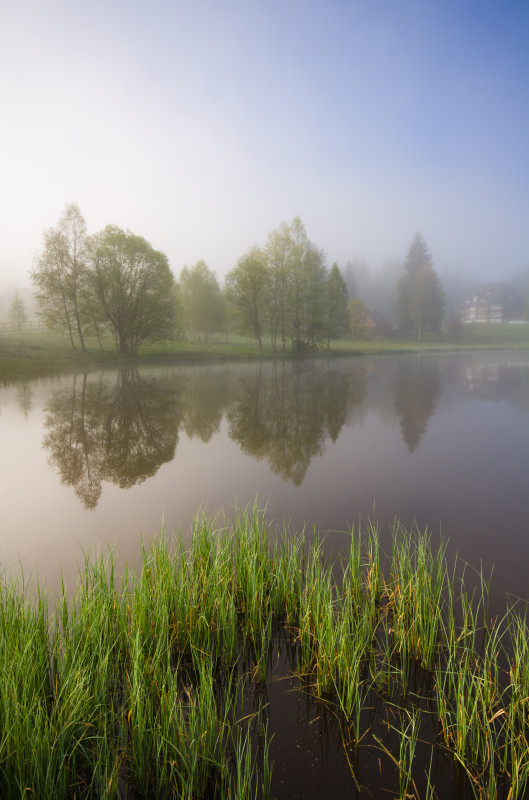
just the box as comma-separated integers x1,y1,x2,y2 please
33,206,456,354
32,205,177,354
86,226,176,354
325,263,350,349
179,261,224,343
348,297,369,348
225,247,269,351
31,203,89,350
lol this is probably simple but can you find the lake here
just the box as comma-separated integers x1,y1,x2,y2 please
2,349,529,798
1,350,528,609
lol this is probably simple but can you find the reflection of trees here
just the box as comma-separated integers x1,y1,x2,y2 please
44,369,182,508
44,373,104,508
43,360,369,508
394,358,443,452
345,363,368,423
178,367,230,442
16,381,33,418
227,361,361,485
103,370,181,488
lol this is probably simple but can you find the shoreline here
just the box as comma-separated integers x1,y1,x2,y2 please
2,328,529,380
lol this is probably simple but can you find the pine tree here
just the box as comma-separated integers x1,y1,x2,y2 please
397,234,445,338
324,263,349,349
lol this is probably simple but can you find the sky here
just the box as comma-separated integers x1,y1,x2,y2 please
1,0,528,293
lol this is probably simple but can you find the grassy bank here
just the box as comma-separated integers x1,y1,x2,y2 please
0,330,288,380
2,509,529,799
2,324,529,379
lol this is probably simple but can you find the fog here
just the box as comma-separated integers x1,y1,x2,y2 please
1,1,528,300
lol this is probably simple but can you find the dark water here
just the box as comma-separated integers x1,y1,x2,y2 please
2,351,529,798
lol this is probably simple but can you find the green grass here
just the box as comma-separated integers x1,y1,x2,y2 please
2,323,529,379
0,330,284,379
2,507,529,798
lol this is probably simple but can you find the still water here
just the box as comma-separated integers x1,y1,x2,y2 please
2,350,529,798
1,350,529,609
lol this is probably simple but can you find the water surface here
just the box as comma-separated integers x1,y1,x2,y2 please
1,351,528,609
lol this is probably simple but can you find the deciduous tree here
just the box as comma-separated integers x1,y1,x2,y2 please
86,226,176,354
179,261,224,343
264,217,327,353
9,292,27,332
225,247,269,351
348,297,369,349
265,221,295,352
31,203,89,350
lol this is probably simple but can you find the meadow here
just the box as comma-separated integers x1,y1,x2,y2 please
2,324,529,380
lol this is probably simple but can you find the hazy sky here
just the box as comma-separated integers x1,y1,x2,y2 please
1,0,528,291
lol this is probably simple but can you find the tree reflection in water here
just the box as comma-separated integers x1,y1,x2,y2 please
179,367,230,442
393,357,443,453
227,361,366,485
43,361,369,506
44,369,182,508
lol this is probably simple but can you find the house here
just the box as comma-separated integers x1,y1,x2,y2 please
461,282,524,324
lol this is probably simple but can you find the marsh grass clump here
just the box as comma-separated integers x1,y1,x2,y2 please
1,507,529,798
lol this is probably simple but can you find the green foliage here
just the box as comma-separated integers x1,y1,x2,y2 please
179,260,224,343
225,247,269,350
293,240,327,349
348,297,369,348
87,226,177,355
31,205,178,356
31,203,89,351
264,219,294,351
264,217,327,352
325,263,349,349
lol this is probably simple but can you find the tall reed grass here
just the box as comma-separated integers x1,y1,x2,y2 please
0,506,528,798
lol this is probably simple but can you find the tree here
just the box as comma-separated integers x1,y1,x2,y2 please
348,297,369,349
397,233,445,339
179,261,224,343
265,220,295,352
9,292,27,332
343,261,357,299
324,263,349,350
225,247,269,351
86,225,176,354
264,217,327,353
409,263,445,341
31,203,89,350
403,233,432,275
291,239,327,351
